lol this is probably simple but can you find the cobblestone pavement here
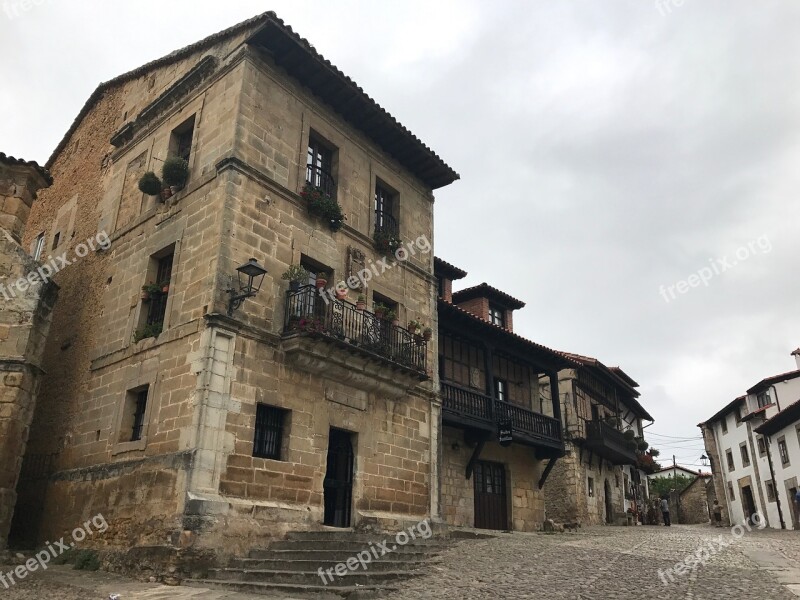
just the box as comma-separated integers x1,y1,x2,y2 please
0,524,798,599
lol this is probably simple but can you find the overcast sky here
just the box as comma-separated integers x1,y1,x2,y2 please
2,0,799,468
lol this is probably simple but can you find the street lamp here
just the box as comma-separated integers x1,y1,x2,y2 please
227,258,268,316
700,454,709,467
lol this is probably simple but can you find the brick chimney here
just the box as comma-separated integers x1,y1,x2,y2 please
0,153,52,244
792,348,800,370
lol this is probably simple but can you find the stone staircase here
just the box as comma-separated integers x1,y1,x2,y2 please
184,530,450,598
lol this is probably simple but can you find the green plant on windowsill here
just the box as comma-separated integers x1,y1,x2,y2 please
162,156,189,191
301,184,346,231
134,322,163,343
138,171,162,196
374,229,402,254
281,264,311,288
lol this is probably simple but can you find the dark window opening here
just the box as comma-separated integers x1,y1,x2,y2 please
52,232,61,250
306,134,335,197
253,404,286,460
778,439,789,465
147,252,174,327
757,392,771,408
170,115,196,162
489,304,505,328
375,182,399,238
131,388,148,441
740,444,750,466
726,449,735,471
721,417,728,434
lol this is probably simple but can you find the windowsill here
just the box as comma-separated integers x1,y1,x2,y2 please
112,437,148,455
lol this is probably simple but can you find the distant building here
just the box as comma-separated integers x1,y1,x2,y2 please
649,465,710,481
700,351,800,529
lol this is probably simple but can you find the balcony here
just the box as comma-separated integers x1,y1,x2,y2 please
282,286,428,387
584,420,638,465
441,381,562,450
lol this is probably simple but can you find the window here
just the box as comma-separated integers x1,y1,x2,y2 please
766,480,776,502
32,232,45,261
489,304,505,328
778,438,790,466
374,182,398,238
735,406,743,425
721,416,728,434
51,231,61,250
170,115,195,162
728,482,735,501
740,443,750,467
726,449,735,471
757,391,772,409
131,389,148,441
757,436,767,457
136,246,175,341
588,477,595,497
119,385,149,444
253,404,286,460
306,134,335,196
494,378,507,402
147,252,174,327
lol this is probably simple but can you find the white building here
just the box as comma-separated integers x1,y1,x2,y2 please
700,350,800,529
649,465,710,481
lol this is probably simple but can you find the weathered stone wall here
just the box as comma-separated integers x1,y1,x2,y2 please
700,423,731,526
0,160,56,550
679,477,711,524
441,426,544,531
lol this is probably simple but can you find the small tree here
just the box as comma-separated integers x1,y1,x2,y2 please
649,473,694,498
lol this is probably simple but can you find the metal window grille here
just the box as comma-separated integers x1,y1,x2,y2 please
253,404,285,460
131,389,148,441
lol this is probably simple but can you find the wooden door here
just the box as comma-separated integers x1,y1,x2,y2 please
474,461,508,530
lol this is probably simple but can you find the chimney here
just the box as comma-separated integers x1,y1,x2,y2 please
0,153,52,244
792,348,800,370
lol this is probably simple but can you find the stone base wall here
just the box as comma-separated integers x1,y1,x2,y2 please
679,477,711,524
441,426,544,531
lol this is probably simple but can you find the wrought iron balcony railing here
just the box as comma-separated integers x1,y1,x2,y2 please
283,286,427,373
305,164,336,199
374,210,399,238
441,381,562,445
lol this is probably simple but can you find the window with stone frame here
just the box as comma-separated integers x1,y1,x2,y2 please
32,232,45,261
766,480,776,502
721,415,728,434
757,391,772,409
740,442,750,467
728,482,735,500
778,437,790,466
306,133,336,197
119,385,149,443
587,477,595,497
757,436,767,457
137,247,175,339
374,180,399,240
735,405,743,426
726,449,735,471
169,114,196,162
252,404,288,461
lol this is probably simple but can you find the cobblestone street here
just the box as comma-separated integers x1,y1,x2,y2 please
1,525,798,599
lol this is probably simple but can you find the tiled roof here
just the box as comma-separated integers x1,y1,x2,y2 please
46,12,460,189
452,283,525,310
700,395,746,426
755,397,800,436
746,369,800,395
438,299,577,371
433,256,467,280
0,152,53,185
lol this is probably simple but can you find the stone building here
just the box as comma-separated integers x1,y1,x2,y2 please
544,356,653,525
434,259,573,531
677,474,712,524
0,153,57,550
12,12,459,564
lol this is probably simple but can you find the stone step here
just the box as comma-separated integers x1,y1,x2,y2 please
264,539,447,552
231,557,430,571
185,578,396,598
209,567,420,586
249,548,434,561
285,530,440,543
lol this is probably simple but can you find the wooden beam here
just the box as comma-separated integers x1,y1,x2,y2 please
465,439,486,480
538,457,558,489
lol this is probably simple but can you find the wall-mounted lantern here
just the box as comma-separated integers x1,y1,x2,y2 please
227,258,268,316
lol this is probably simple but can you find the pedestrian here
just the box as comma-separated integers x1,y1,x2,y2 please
712,499,723,527
661,496,671,526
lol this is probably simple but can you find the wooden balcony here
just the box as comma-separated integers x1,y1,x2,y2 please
584,420,638,465
441,381,562,450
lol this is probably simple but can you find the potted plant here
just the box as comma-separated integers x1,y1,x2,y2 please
140,282,161,301
281,265,310,291
133,321,163,343
373,302,388,319
334,282,349,300
356,294,366,311
385,309,398,325
160,187,173,201
162,156,189,192
138,172,162,196
407,319,422,335
315,271,329,289
301,184,346,232
422,326,433,341
160,280,171,294
623,429,636,441
637,439,649,453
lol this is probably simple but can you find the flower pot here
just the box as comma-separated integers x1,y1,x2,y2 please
161,284,170,293
170,185,182,194
356,301,366,311
423,330,433,341
392,319,400,327
141,291,150,301
335,288,348,300
289,280,300,291
374,310,387,320
316,277,327,289
160,188,173,201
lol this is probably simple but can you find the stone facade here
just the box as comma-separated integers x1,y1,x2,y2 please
678,476,711,524
0,155,56,550
13,12,457,570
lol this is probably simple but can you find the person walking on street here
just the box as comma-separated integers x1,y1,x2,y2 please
661,497,671,526
713,499,723,527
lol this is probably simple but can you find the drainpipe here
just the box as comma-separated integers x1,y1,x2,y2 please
764,434,786,529
770,384,781,411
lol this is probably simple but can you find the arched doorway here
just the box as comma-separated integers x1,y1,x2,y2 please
604,479,613,524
